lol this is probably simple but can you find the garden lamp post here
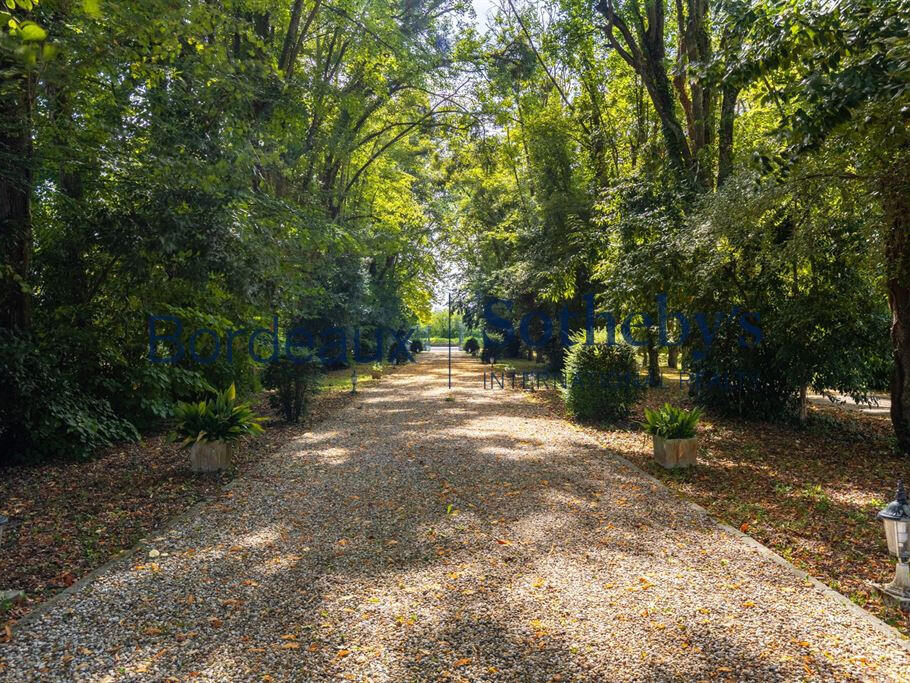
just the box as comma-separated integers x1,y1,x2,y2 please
877,481,910,608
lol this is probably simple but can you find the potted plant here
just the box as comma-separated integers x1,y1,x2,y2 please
642,403,702,469
172,384,264,472
371,362,383,379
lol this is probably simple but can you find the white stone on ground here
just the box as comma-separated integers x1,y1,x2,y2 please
1,353,908,681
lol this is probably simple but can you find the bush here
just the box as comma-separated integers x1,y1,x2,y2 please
689,319,799,420
0,329,138,464
387,338,412,364
562,342,644,422
160,305,258,398
410,338,424,354
172,383,264,445
429,337,458,346
463,337,479,355
480,346,495,364
261,349,323,423
642,403,702,439
481,330,521,358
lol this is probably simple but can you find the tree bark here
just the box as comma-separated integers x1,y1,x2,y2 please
668,346,678,369
647,337,661,387
717,83,738,186
882,150,910,455
594,0,695,186
0,56,33,332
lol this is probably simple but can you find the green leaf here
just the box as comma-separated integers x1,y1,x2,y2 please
82,0,101,18
18,20,46,42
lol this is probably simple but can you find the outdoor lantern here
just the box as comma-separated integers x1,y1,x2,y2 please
877,481,910,607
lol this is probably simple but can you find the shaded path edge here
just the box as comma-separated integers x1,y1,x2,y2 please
576,418,910,652
4,393,368,636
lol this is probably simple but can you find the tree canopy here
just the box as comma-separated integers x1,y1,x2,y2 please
1,0,909,460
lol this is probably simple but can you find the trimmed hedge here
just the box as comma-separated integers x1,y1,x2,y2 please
562,342,644,422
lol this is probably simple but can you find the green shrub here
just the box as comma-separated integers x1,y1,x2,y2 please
261,349,322,423
463,337,479,355
410,338,424,354
160,305,258,398
0,330,138,464
480,346,495,364
387,339,411,364
479,329,522,358
429,337,458,346
172,383,264,446
562,342,643,422
641,403,702,439
689,319,799,420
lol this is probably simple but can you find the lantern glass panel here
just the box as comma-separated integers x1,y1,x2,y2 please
883,518,910,560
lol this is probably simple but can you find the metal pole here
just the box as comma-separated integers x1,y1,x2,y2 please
448,292,452,389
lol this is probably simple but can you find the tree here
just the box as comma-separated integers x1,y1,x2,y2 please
732,0,910,449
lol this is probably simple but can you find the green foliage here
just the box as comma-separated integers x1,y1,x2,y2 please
562,343,644,423
261,349,322,424
410,338,424,354
480,345,496,364
688,171,893,417
0,330,137,464
689,319,800,421
463,337,479,355
171,384,264,447
387,340,412,364
427,310,476,339
4,0,909,458
642,404,702,439
1,0,455,463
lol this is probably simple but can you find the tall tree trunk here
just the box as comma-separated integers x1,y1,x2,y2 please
667,346,678,369
647,336,661,387
883,150,910,455
717,83,738,186
594,0,696,187
0,59,33,332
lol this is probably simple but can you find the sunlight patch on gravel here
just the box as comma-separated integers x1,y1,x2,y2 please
1,352,908,681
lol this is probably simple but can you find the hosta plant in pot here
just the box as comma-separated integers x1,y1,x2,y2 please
172,384,264,473
371,362,383,379
642,403,702,469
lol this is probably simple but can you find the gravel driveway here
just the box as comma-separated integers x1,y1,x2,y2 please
2,351,908,681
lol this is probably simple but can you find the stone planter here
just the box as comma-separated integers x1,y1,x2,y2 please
653,435,697,469
190,441,232,473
